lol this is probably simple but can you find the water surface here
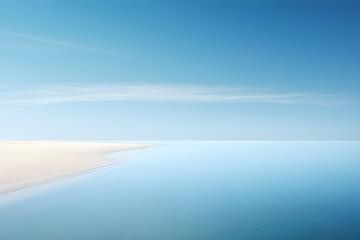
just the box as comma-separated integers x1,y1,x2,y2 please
0,141,359,240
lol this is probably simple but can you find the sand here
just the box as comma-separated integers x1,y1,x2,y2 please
0,141,150,194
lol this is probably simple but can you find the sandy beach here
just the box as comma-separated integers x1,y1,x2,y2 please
0,141,150,194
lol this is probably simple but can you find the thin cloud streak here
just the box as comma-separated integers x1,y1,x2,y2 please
0,41,56,51
0,84,350,106
0,30,113,55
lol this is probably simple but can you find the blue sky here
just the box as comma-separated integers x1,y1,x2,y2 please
0,0,359,140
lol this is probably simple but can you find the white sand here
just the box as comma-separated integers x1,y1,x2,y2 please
0,141,150,194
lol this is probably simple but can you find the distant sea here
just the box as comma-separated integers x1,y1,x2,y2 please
0,141,359,240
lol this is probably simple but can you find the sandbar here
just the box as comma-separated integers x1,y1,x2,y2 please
0,141,150,194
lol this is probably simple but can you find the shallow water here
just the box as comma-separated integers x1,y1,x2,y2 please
0,141,359,240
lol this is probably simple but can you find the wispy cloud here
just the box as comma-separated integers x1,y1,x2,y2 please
0,84,350,106
0,30,113,55
0,40,56,51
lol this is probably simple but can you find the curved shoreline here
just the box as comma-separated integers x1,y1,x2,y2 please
0,141,150,194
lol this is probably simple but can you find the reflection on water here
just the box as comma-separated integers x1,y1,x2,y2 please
0,141,359,240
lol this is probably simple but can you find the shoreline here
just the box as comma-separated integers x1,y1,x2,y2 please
0,141,150,195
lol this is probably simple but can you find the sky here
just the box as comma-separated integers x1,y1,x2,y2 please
0,0,359,140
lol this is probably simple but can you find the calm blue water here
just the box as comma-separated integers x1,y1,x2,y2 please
0,141,359,240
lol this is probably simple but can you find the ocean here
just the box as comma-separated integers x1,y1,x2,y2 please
0,141,359,240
